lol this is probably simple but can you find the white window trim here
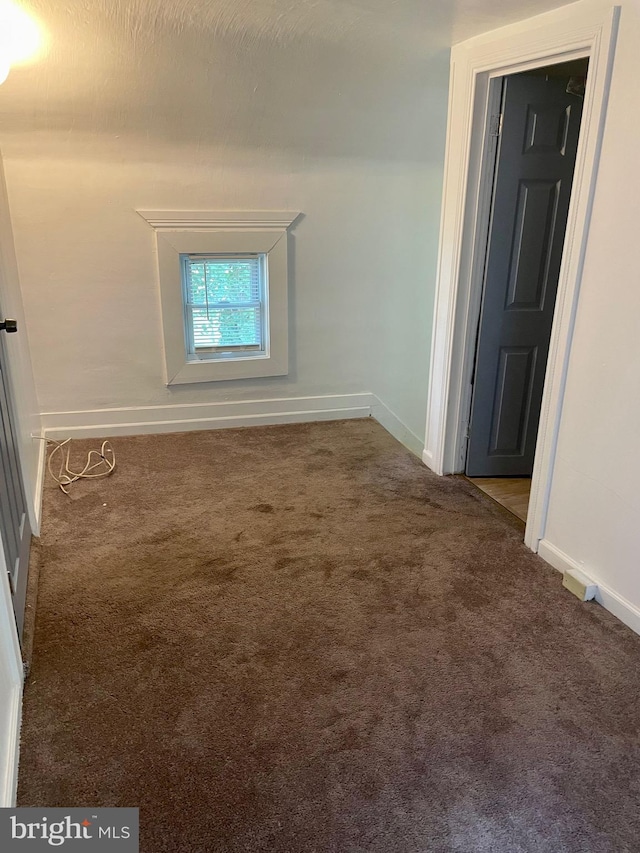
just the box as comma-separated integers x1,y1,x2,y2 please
138,211,299,384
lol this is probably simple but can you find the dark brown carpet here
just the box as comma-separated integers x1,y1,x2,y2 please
18,419,640,852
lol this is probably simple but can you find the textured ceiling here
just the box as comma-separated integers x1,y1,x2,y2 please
0,0,575,161
23,0,576,50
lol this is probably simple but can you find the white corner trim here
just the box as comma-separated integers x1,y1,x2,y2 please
371,394,424,458
0,682,21,807
423,1,620,549
370,397,424,458
31,437,47,536
137,210,301,230
40,394,374,439
538,539,640,637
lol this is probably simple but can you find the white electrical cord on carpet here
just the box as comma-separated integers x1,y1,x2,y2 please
41,437,116,495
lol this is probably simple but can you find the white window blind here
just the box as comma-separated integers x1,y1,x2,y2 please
182,255,266,359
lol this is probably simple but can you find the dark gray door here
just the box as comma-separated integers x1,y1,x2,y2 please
466,71,584,477
0,312,31,640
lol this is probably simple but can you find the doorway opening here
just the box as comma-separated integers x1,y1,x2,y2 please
422,4,618,554
463,58,588,525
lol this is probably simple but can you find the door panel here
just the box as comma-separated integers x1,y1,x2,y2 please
0,323,31,641
466,72,584,477
506,179,560,310
489,345,537,456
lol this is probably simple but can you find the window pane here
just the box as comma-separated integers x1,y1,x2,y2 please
188,259,259,306
188,262,206,304
184,255,265,356
192,306,261,349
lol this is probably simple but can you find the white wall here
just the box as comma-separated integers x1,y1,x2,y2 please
4,152,443,426
0,0,450,446
371,151,446,451
0,153,42,529
543,0,640,619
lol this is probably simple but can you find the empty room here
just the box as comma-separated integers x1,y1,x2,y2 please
0,0,638,850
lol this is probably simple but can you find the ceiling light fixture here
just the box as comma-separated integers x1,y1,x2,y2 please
0,0,44,84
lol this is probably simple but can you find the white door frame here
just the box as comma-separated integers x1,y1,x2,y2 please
422,0,620,552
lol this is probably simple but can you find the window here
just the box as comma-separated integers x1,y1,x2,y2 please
183,255,267,360
139,210,299,384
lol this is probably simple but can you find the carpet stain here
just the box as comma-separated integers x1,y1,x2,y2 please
18,419,640,853
251,503,274,513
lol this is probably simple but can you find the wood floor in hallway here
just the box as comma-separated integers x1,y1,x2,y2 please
467,477,531,523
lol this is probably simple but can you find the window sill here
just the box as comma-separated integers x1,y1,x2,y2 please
168,353,284,385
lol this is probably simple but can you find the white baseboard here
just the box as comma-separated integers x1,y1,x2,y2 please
41,393,374,439
41,393,428,459
370,397,424,458
538,539,640,637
